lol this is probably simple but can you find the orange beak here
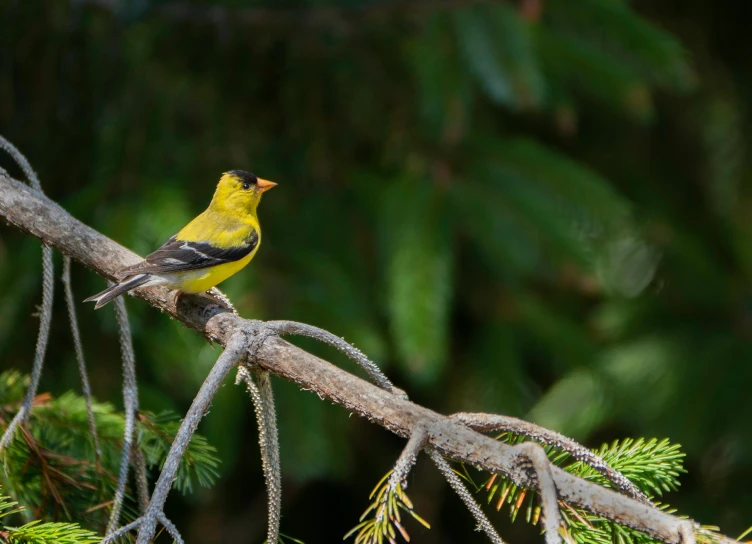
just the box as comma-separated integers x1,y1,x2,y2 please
257,178,277,193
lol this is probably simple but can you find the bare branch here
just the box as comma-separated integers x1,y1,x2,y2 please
450,412,652,506
0,136,41,190
237,366,282,544
132,441,150,513
100,518,142,544
62,256,102,462
0,139,53,454
0,246,53,453
158,512,185,544
105,293,144,534
133,332,249,543
513,442,562,544
390,426,428,488
0,171,739,544
265,320,399,395
428,449,505,544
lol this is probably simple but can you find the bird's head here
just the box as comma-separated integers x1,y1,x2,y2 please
211,170,277,215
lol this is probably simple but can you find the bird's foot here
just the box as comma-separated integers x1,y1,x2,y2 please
171,289,236,317
197,289,237,316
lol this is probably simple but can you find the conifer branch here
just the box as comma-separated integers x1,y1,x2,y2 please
347,427,430,544
0,169,739,544
450,412,652,505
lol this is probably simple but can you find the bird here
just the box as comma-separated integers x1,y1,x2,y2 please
85,170,276,309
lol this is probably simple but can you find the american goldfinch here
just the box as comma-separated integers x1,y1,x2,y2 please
85,170,276,309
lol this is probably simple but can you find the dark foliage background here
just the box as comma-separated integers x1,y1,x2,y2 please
1,0,751,542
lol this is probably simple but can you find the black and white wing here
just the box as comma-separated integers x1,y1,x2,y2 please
117,231,259,279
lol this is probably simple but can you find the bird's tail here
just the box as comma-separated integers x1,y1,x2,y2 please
84,274,151,309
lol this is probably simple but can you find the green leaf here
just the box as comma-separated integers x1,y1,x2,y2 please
538,28,652,120
454,4,545,110
454,179,541,280
6,521,101,544
0,377,221,526
454,6,514,107
0,484,100,544
527,369,607,439
407,13,472,135
480,138,629,227
547,0,696,91
139,411,222,494
595,232,661,297
381,179,453,385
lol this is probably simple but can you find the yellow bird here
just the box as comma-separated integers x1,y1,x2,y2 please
85,170,276,309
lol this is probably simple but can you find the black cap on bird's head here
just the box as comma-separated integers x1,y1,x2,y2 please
221,169,277,194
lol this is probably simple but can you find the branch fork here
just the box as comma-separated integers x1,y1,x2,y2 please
0,156,733,544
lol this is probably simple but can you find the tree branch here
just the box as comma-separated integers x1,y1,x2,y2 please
0,139,54,455
0,172,737,544
429,449,506,544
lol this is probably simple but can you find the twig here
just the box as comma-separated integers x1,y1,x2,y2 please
132,442,150,513
237,366,282,544
133,332,249,543
513,442,562,544
158,512,185,544
0,137,53,454
0,135,40,190
106,292,142,534
390,426,428,490
428,449,505,544
0,246,53,452
62,256,102,462
264,320,399,395
450,412,652,506
100,518,143,544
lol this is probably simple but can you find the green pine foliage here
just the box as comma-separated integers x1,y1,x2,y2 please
0,485,100,544
344,470,430,544
139,411,221,494
467,435,687,544
346,435,698,544
381,179,454,385
0,371,220,532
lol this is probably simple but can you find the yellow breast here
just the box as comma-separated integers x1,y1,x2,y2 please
176,247,258,293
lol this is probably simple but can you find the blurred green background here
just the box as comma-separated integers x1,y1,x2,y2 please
1,0,751,542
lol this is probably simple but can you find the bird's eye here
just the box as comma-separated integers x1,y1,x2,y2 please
242,182,251,190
